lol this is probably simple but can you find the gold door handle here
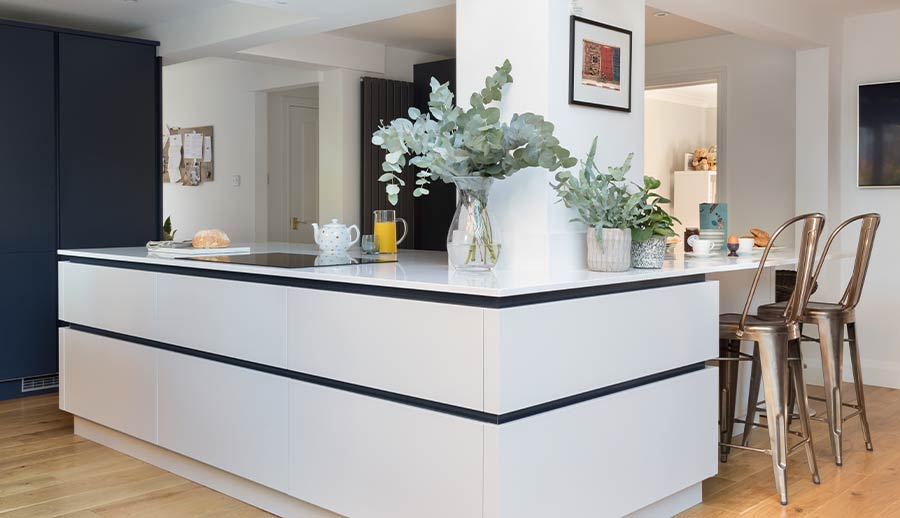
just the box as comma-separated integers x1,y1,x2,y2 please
292,217,300,230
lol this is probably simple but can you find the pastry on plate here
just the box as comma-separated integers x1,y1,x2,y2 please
749,228,770,248
192,229,231,249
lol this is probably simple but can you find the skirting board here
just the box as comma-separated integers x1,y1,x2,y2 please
74,417,343,518
625,483,702,517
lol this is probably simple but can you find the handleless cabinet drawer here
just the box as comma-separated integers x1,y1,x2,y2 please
289,380,484,518
59,262,156,338
60,328,157,443
157,349,290,493
156,274,288,367
287,288,484,410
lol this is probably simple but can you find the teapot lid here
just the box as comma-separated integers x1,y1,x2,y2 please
323,218,343,227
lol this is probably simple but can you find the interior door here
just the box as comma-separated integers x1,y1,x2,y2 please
288,105,318,244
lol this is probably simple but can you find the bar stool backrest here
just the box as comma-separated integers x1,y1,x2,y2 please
738,213,825,335
807,213,881,311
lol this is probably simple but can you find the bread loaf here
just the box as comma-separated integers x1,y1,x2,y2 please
749,228,770,248
192,229,231,249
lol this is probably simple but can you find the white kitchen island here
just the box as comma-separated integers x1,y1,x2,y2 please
56,243,798,518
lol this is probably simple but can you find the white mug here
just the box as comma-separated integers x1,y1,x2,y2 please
738,238,755,254
692,239,713,256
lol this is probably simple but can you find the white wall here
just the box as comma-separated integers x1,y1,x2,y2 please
162,58,319,243
647,35,796,244
836,10,900,388
457,0,645,271
644,97,717,211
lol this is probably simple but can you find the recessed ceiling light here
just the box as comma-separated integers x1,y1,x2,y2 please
653,11,669,17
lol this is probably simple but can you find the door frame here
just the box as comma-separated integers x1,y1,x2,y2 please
645,66,727,204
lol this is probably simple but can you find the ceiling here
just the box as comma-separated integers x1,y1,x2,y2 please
645,5,729,46
645,83,718,108
329,5,455,56
803,0,900,17
0,0,229,34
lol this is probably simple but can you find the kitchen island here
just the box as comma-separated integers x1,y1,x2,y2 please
57,243,797,518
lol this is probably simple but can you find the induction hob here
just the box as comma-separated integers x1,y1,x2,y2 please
180,252,396,269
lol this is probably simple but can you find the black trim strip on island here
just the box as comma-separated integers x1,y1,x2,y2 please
64,323,707,425
61,256,706,309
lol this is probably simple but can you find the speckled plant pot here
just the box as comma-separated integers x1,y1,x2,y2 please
586,227,631,272
631,236,667,269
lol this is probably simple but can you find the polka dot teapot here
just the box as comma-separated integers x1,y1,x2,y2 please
311,219,360,253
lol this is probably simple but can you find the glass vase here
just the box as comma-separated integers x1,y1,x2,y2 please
446,176,501,271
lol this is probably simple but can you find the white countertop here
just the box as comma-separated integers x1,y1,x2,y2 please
58,242,799,297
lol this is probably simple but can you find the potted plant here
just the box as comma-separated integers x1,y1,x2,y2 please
551,137,640,272
371,60,577,271
630,176,679,269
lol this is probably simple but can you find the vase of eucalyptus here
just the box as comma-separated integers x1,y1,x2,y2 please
630,176,679,269
551,137,640,272
371,59,576,271
446,176,500,270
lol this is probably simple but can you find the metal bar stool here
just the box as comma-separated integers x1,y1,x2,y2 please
715,213,825,505
751,213,881,466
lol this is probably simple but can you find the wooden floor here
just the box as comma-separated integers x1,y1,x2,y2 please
2,386,900,518
680,382,900,517
0,393,272,517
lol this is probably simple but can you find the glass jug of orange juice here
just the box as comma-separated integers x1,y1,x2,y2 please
373,210,407,253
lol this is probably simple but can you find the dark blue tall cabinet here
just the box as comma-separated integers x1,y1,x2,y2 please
0,20,161,400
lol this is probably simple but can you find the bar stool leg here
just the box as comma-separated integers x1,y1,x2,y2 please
757,334,790,505
816,317,845,465
741,343,761,447
719,339,740,462
847,322,874,451
789,339,821,484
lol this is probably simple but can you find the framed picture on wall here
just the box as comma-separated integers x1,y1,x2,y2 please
568,15,632,112
858,81,900,188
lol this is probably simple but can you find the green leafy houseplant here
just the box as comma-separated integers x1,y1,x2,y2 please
630,176,680,242
550,137,639,238
162,216,177,241
371,59,577,205
371,59,577,270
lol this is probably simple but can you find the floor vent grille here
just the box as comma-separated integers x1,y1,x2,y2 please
22,374,59,392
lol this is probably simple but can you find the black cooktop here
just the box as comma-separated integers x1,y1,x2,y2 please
181,252,396,269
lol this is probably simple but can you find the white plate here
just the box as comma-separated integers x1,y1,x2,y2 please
750,246,786,254
685,251,719,258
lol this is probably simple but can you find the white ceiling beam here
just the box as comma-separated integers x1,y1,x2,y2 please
131,0,454,65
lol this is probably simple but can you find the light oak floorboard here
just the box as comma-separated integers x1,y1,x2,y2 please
0,394,272,517
680,383,900,517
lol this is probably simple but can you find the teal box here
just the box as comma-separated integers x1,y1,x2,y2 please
699,203,728,250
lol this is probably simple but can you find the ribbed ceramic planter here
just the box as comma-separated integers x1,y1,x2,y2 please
631,236,667,269
586,227,631,272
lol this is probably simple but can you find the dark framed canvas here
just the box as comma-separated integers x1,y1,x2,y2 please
859,81,900,188
568,15,632,112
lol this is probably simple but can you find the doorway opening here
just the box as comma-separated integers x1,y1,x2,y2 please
644,79,721,238
267,85,319,244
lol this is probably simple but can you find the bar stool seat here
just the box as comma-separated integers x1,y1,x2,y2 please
760,300,854,321
719,313,800,340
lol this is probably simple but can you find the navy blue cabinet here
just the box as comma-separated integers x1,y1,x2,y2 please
0,20,160,399
0,25,55,254
0,253,57,381
58,34,160,249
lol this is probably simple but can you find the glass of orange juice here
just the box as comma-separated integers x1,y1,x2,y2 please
373,210,407,253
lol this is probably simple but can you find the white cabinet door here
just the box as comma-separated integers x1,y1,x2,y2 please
289,380,484,518
156,273,288,367
157,350,290,493
59,262,156,339
287,288,484,409
62,328,158,443
485,368,718,518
